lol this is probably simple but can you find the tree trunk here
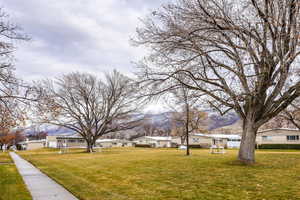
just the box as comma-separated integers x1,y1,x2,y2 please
185,102,190,156
238,119,257,164
186,131,190,156
86,141,94,153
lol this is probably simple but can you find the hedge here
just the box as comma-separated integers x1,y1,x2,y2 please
257,144,300,149
134,144,153,148
189,145,203,149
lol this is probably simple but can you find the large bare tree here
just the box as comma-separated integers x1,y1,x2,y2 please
0,8,29,150
0,8,29,103
36,71,142,152
134,0,300,163
169,87,207,156
0,7,33,142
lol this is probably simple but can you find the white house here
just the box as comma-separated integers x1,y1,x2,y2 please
95,139,133,148
133,136,172,148
171,134,213,148
256,128,300,145
46,134,86,148
19,139,46,150
46,134,134,149
194,133,241,148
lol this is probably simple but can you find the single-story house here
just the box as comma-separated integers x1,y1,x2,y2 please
226,135,242,148
19,139,46,150
193,133,241,148
46,134,86,148
170,128,300,149
172,134,213,148
95,139,133,148
199,128,300,148
133,136,172,148
143,134,241,148
256,128,300,145
46,134,133,149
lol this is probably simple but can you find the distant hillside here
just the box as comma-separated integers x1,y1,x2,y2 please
141,111,240,131
24,125,74,136
209,120,243,134
24,111,241,137
207,112,240,131
24,110,298,138
141,112,174,131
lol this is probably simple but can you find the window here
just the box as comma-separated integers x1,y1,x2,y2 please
68,139,76,143
262,136,272,141
228,139,241,142
193,138,199,142
287,135,299,141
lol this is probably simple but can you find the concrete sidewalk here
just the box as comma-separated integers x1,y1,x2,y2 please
10,152,78,200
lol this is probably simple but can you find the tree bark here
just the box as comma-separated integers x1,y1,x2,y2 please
238,119,257,164
86,141,94,153
186,132,190,156
184,100,190,156
186,103,190,156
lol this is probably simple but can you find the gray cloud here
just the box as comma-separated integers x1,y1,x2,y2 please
2,0,166,80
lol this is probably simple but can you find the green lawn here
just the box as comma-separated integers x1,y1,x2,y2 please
19,148,300,200
0,152,32,200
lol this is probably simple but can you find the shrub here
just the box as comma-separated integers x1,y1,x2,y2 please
135,144,153,148
171,143,179,148
257,144,300,149
189,145,203,149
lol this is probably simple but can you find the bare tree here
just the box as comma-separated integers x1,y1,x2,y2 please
134,0,300,164
36,71,142,152
140,115,171,136
140,117,157,136
0,7,33,141
0,8,29,104
0,97,26,150
169,87,207,155
27,131,48,140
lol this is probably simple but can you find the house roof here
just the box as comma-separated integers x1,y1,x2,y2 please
258,128,300,133
145,136,172,141
96,139,118,143
56,136,84,139
19,139,46,145
55,133,83,139
96,139,132,143
194,133,241,139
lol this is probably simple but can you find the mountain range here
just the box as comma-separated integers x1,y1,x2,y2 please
25,111,240,136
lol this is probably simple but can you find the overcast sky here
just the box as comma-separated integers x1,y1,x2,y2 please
2,0,165,81
2,0,169,113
